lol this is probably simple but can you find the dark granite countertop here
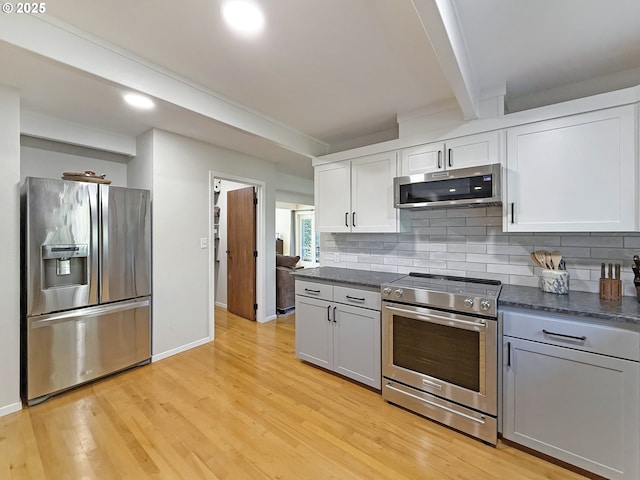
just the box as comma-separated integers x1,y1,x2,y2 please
291,267,403,289
499,284,640,326
293,267,640,326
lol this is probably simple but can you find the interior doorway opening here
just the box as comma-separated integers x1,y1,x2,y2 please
275,202,318,314
209,173,266,339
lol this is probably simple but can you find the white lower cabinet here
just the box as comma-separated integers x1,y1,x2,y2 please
295,280,381,389
502,308,640,479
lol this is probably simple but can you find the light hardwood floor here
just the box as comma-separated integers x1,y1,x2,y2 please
0,307,586,479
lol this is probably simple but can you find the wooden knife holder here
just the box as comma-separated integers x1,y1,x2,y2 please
600,278,622,301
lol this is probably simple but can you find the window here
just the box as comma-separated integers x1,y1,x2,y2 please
295,211,319,266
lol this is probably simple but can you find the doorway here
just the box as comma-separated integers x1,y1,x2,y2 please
210,174,266,338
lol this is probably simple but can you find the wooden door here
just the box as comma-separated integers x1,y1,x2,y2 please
227,187,256,321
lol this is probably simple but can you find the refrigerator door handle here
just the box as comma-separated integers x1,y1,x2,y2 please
89,182,100,305
99,184,110,302
30,298,150,329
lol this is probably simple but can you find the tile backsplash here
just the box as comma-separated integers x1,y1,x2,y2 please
320,206,640,297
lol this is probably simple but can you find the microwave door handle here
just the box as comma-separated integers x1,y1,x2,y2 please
384,305,487,331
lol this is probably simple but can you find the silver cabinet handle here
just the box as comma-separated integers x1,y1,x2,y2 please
345,295,365,302
542,329,587,342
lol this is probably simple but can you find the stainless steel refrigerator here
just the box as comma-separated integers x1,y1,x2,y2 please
21,177,152,405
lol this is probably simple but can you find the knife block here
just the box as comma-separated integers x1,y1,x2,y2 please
600,278,622,301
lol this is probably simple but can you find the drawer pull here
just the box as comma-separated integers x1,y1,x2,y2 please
305,288,321,294
345,295,365,302
542,329,587,342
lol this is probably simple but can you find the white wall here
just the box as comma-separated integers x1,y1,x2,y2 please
275,208,292,255
0,86,22,415
150,129,313,359
20,137,129,186
214,179,252,308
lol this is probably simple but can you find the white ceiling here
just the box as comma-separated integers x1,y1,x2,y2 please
2,0,640,180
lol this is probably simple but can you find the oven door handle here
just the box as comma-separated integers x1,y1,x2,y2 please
385,383,486,425
384,305,487,331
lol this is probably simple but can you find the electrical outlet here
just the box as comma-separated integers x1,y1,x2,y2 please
200,238,208,249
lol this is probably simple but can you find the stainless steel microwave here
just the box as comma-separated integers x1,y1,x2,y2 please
394,163,502,209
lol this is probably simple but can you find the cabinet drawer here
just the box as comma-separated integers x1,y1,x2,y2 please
333,286,380,310
295,280,333,301
503,309,640,361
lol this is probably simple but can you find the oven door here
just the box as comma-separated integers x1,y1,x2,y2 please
382,302,497,415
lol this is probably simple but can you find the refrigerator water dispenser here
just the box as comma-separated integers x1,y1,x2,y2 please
41,244,89,288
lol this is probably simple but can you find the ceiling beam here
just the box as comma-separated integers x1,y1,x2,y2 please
0,13,329,158
412,0,479,119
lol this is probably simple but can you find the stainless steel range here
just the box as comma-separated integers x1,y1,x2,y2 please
381,273,502,445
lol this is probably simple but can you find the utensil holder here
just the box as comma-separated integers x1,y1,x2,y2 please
540,270,569,294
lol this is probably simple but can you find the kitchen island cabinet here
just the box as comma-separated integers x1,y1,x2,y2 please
505,104,637,232
502,307,640,480
295,279,381,389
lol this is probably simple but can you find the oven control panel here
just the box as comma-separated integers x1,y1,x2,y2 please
381,285,498,318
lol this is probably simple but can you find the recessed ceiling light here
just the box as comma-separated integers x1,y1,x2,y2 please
123,93,155,110
222,0,265,35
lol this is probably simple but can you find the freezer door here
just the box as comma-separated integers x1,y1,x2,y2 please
25,298,151,404
100,185,151,303
22,177,99,316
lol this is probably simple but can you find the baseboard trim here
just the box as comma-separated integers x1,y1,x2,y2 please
261,314,277,323
152,337,210,362
0,401,22,418
215,301,227,309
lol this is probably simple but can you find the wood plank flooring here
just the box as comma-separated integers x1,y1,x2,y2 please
0,307,587,479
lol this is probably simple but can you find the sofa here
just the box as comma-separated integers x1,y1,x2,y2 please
276,254,302,313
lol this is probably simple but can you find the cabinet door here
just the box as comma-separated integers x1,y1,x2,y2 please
333,304,381,389
503,337,640,480
315,161,351,233
400,142,444,175
505,105,637,232
351,152,398,233
445,131,501,170
295,296,333,370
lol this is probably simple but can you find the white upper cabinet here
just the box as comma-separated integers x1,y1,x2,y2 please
400,131,502,176
315,161,351,233
505,105,637,232
315,151,399,233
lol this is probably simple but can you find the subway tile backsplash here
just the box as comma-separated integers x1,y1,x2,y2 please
320,206,640,297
